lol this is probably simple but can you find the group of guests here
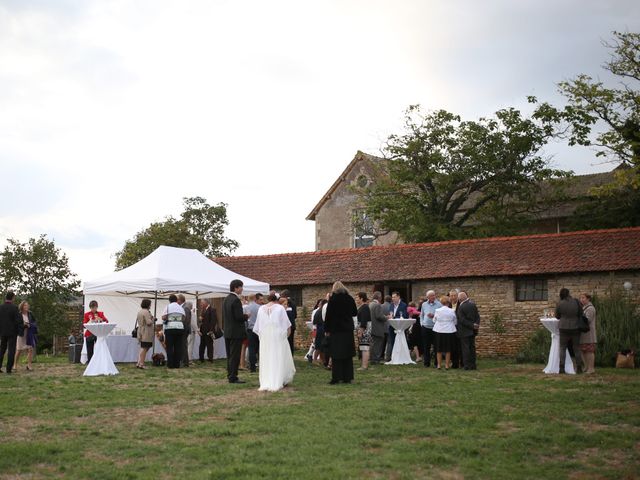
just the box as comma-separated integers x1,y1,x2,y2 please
81,281,299,389
308,285,481,381
0,291,38,374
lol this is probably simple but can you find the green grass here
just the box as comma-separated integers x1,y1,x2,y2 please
0,356,638,479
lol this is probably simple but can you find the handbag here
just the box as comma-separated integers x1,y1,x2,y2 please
576,299,590,333
616,350,635,369
131,318,138,338
210,324,224,339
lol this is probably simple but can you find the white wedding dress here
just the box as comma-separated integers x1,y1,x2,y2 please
253,303,296,392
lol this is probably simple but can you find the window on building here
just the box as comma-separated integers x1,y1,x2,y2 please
515,278,548,301
277,286,303,307
356,174,369,188
353,209,375,248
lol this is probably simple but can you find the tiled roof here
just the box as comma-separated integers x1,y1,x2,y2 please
215,228,640,286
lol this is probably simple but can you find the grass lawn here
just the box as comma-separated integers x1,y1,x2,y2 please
0,356,638,479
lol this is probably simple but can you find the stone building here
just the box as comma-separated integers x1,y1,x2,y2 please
216,227,640,357
306,150,617,251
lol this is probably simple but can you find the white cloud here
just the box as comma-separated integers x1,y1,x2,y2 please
1,0,638,282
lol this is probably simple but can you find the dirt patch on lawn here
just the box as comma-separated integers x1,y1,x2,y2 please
0,416,56,442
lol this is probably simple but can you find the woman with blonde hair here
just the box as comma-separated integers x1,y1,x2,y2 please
433,295,457,369
14,301,37,371
324,281,357,384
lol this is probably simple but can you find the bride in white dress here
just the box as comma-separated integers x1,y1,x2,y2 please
252,295,296,392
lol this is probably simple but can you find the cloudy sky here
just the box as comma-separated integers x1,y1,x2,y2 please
1,0,638,283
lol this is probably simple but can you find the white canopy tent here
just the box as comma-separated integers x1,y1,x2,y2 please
83,245,271,335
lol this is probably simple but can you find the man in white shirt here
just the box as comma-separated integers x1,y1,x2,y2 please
161,294,185,369
246,293,264,373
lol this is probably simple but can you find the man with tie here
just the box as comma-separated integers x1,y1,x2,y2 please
223,279,247,384
385,291,408,361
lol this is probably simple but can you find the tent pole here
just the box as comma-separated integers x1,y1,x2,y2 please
195,292,199,364
152,291,158,356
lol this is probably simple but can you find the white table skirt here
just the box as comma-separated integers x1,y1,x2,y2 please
81,333,227,364
386,319,416,365
540,318,576,375
83,323,119,376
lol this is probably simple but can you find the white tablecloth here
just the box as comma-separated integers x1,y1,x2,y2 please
83,323,119,376
540,318,576,375
386,318,415,365
82,333,227,364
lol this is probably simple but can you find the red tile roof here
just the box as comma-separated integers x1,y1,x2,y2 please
215,228,640,286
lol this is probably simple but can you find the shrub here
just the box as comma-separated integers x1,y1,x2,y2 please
515,328,551,364
592,287,640,367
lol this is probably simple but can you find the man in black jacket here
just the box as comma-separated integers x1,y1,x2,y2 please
456,291,480,370
0,291,22,374
198,298,218,363
223,280,247,384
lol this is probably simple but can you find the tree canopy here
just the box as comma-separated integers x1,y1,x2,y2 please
0,236,80,350
354,106,568,243
114,197,238,270
532,31,640,229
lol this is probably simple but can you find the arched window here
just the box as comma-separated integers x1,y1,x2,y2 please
353,209,374,248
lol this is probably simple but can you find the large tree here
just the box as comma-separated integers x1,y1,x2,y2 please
532,31,640,229
0,236,80,351
114,196,238,270
354,106,568,243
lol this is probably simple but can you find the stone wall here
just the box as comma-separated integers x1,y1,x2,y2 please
291,271,640,357
314,157,399,250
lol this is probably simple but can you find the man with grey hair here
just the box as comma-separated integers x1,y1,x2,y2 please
456,290,480,370
177,294,192,367
369,291,387,364
420,290,441,367
199,298,217,363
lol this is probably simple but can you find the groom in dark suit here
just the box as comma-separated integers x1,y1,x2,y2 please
223,279,247,384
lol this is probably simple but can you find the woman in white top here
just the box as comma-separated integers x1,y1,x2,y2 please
433,295,457,369
253,293,296,392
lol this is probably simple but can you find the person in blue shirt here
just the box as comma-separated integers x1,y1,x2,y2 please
420,290,442,367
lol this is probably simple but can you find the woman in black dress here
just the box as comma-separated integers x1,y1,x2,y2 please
324,281,357,384
312,299,328,366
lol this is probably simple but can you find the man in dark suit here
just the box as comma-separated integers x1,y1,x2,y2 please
449,289,462,369
281,289,297,353
385,291,408,361
456,291,480,370
0,291,22,374
198,298,218,363
369,291,387,364
223,279,247,384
